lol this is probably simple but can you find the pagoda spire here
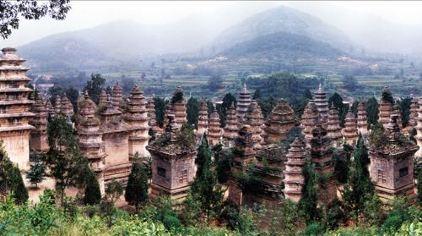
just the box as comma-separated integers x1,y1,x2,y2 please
111,82,123,111
342,111,358,146
223,103,239,147
301,101,319,146
196,99,208,141
245,100,264,150
236,83,252,123
357,101,368,137
208,108,222,146
171,86,187,129
313,83,329,124
378,86,393,129
283,138,307,203
326,106,342,147
30,95,49,153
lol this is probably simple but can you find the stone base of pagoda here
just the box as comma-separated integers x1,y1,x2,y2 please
375,183,416,204
150,182,190,205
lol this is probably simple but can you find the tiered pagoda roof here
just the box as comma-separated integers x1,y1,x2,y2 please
208,109,222,146
245,100,264,150
236,83,252,123
263,99,295,144
313,84,329,123
223,104,239,147
342,111,358,146
326,107,342,147
283,138,307,203
357,101,368,137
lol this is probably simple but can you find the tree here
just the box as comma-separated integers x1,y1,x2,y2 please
125,162,149,210
0,143,28,204
186,97,199,128
216,93,236,127
83,73,106,104
299,161,320,223
154,97,167,127
65,87,79,113
329,92,349,126
366,97,379,126
83,170,101,205
0,0,71,39
190,135,223,214
105,179,123,204
417,167,422,204
26,159,46,188
381,88,395,105
44,116,92,204
342,135,374,217
398,97,412,127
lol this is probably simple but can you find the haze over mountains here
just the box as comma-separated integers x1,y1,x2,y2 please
16,4,422,73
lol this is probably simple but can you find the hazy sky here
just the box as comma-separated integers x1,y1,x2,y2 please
3,1,422,47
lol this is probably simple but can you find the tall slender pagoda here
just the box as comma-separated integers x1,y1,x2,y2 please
357,101,368,137
408,96,418,130
245,100,264,150
310,125,336,204
236,83,252,123
326,107,342,147
0,48,34,169
342,111,358,146
378,87,393,129
228,125,256,205
98,89,108,108
301,101,319,146
111,83,123,111
223,104,239,147
76,93,106,193
283,138,307,203
146,97,162,136
124,85,150,159
208,109,222,146
196,99,208,141
30,95,49,153
415,98,422,159
263,99,295,144
171,86,187,129
313,84,329,124
61,95,74,118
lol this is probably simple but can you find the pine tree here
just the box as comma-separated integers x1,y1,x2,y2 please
0,144,28,204
190,135,223,214
299,161,320,223
83,170,101,205
26,159,46,188
125,162,148,210
342,135,375,216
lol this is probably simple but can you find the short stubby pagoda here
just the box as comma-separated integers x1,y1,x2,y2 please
369,114,418,203
147,113,197,204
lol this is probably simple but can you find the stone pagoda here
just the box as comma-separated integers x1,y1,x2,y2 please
407,96,418,130
45,99,53,117
29,95,49,153
98,89,108,108
236,83,252,123
263,99,295,144
100,99,131,185
147,113,197,203
171,86,187,129
0,48,35,169
54,96,61,117
111,83,123,111
313,84,329,124
76,93,106,193
357,101,368,137
208,109,222,146
283,138,307,203
310,125,336,204
223,104,239,147
415,98,422,159
326,107,342,148
196,99,208,141
342,111,358,146
61,95,74,118
378,87,393,129
245,100,264,150
301,101,319,146
369,114,418,203
124,85,150,159
228,125,256,206
391,104,402,129
249,144,286,204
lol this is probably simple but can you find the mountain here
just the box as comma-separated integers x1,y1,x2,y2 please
223,32,343,59
208,5,353,54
